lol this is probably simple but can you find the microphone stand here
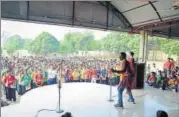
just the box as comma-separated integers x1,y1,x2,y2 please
56,67,64,113
108,77,114,102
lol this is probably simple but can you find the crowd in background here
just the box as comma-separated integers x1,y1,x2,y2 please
1,56,122,102
146,58,179,92
2,55,179,103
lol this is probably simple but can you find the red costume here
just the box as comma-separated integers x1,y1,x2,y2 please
163,61,171,70
35,74,43,86
128,57,136,89
3,74,16,87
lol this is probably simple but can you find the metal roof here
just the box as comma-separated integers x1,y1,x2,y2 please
1,1,179,38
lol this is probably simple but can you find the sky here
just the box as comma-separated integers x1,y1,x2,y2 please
1,20,110,40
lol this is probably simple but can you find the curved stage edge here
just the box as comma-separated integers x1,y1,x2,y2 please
1,83,179,117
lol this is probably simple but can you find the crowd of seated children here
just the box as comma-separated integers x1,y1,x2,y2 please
146,67,179,92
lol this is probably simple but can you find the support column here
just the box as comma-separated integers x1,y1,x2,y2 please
144,31,148,62
139,31,148,62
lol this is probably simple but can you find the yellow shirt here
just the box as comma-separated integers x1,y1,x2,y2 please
32,72,37,80
81,70,85,79
119,60,126,82
73,70,79,80
168,79,175,86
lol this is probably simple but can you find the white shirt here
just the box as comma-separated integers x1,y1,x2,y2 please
151,67,158,73
48,69,57,79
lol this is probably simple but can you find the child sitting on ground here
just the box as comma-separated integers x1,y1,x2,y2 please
168,73,176,90
146,72,156,86
155,70,163,88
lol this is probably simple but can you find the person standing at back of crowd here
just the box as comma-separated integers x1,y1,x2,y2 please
69,68,73,82
128,52,136,89
170,58,175,71
31,69,37,88
64,69,70,83
17,71,26,95
21,70,32,92
84,68,89,82
44,68,48,85
47,66,57,85
80,67,85,82
2,70,16,102
1,68,8,99
151,63,158,73
96,67,101,83
35,70,44,86
72,68,79,82
163,58,172,75
91,68,97,83
101,67,107,84
111,52,135,108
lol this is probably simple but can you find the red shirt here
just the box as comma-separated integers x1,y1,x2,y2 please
4,74,16,87
85,70,91,80
35,74,43,85
108,70,113,77
91,70,96,76
69,71,73,80
148,76,156,83
164,61,171,69
129,57,135,73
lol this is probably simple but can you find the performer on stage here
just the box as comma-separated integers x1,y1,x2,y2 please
111,52,135,108
128,51,136,89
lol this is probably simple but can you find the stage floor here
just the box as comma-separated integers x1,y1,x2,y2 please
1,83,179,117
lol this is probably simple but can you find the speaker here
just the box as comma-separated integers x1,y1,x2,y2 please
135,63,145,89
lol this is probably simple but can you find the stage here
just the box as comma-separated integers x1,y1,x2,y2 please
1,83,179,117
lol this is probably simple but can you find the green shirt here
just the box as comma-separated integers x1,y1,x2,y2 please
156,75,162,85
22,74,31,87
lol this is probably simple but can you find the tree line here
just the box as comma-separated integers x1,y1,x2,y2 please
2,31,179,57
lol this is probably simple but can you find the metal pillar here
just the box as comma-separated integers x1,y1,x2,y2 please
139,31,148,62
144,31,148,62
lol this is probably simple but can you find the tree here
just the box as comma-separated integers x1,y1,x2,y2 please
23,39,32,50
80,32,94,51
3,35,24,54
62,32,85,53
1,31,11,45
28,32,60,55
101,32,140,56
59,32,95,54
148,37,179,56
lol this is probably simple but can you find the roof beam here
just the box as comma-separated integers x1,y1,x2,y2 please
122,1,157,13
106,2,109,30
148,1,163,22
168,22,172,38
27,1,30,20
130,18,179,33
72,1,75,26
97,1,132,29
